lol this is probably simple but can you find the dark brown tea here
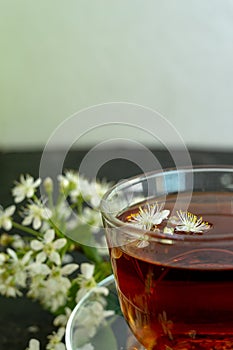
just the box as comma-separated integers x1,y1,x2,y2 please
111,193,233,350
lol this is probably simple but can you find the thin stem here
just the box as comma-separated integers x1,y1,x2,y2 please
56,191,68,207
47,192,54,210
12,222,41,237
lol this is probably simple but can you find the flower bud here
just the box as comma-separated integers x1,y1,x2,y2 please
43,177,53,193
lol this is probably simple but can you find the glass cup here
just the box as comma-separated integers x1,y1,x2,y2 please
100,167,233,350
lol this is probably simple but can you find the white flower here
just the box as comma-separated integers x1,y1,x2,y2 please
76,263,109,303
30,229,67,265
58,171,110,211
172,210,211,234
0,252,7,265
46,327,66,350
81,262,95,279
69,176,91,202
75,263,95,303
0,248,32,297
25,338,40,350
71,178,111,208
62,253,73,264
74,300,114,346
27,262,51,277
12,174,41,203
43,177,53,194
129,203,170,230
89,179,111,208
79,207,102,233
57,170,79,193
34,264,78,312
58,171,95,205
55,200,72,222
22,200,52,230
53,307,72,327
61,263,79,275
27,263,78,304
0,205,15,231
7,248,32,285
11,234,26,249
0,275,21,297
27,273,49,301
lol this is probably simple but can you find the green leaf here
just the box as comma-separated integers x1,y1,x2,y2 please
94,261,112,282
66,224,105,264
66,224,95,246
81,244,103,264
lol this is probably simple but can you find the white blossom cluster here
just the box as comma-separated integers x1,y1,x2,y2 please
129,202,211,246
0,172,113,350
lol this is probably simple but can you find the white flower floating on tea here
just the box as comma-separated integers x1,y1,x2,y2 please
127,203,212,239
170,210,211,234
128,203,170,231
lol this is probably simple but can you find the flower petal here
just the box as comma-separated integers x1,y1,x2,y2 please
31,240,43,251
33,217,42,230
61,263,79,276
34,178,42,187
36,251,46,264
3,218,13,231
42,207,52,220
6,248,18,261
44,229,55,243
26,188,34,198
15,196,24,204
53,238,66,250
54,343,66,350
81,263,94,279
22,251,32,265
28,262,51,276
49,251,61,265
27,338,40,350
5,205,16,216
92,286,109,296
22,216,32,226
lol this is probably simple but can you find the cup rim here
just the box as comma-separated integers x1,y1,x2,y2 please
100,165,233,243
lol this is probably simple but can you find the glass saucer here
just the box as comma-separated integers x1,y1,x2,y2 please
65,274,145,350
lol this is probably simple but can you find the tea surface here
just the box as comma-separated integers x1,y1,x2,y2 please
112,192,233,350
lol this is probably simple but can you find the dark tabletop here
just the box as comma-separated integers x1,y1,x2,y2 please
0,148,232,349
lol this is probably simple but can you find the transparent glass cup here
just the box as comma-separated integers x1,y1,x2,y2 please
100,167,233,350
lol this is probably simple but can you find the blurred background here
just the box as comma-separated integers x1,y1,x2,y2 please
1,0,233,151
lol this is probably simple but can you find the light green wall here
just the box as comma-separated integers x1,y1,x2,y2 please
1,0,233,150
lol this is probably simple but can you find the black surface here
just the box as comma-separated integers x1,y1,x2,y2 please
1,148,233,205
0,296,54,350
0,148,233,349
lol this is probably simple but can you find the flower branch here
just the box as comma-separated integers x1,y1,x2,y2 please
0,171,113,350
